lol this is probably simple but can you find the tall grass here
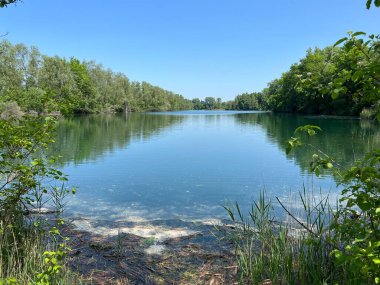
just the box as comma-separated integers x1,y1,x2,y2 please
0,185,80,284
224,189,358,285
0,211,81,284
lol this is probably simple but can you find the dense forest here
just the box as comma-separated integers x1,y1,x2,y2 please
228,33,380,119
225,92,267,110
0,40,194,115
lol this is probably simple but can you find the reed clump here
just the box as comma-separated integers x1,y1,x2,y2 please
225,126,380,284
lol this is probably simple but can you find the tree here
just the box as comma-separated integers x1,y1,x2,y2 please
1,40,193,114
204,97,216,109
69,57,96,112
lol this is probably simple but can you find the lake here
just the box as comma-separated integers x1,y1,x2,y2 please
51,111,380,226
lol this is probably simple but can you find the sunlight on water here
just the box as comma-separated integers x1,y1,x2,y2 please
50,111,380,231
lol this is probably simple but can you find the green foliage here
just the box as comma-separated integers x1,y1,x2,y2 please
69,57,96,112
225,190,338,284
224,193,295,284
232,31,379,117
0,40,193,114
330,32,380,113
0,220,75,284
287,32,379,116
35,227,71,285
294,125,322,137
331,150,380,283
191,96,223,110
285,125,380,284
0,115,76,283
228,132,379,283
226,92,268,110
0,117,60,214
0,115,78,219
285,125,321,155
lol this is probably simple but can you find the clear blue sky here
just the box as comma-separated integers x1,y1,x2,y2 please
1,1,379,100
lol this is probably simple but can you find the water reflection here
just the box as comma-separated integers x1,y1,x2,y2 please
234,113,380,174
50,113,185,165
53,112,380,170
51,111,380,223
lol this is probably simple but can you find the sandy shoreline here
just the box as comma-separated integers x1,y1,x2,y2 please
62,218,237,284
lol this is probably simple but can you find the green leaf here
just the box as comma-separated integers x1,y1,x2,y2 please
334,78,345,85
352,31,366,37
357,200,371,211
373,258,380,264
366,0,372,9
315,166,321,177
352,71,363,82
307,129,315,136
295,125,322,136
332,89,341,99
334,37,348,47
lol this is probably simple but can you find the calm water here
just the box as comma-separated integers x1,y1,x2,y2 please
51,111,380,223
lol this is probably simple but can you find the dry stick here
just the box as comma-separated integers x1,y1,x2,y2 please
275,197,317,237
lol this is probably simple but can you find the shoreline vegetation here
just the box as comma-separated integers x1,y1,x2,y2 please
1,29,379,120
1,1,379,285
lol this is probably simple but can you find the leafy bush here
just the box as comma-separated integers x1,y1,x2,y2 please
287,125,379,284
331,150,380,283
227,125,379,284
0,115,76,283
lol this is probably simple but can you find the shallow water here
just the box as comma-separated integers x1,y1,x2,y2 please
50,111,380,227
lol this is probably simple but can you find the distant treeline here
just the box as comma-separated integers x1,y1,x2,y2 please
225,92,267,111
2,36,378,117
191,97,224,110
0,40,194,115
228,35,380,118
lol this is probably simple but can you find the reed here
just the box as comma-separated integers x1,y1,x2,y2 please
224,188,356,285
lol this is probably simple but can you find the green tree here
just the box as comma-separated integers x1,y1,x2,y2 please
69,57,96,112
204,97,216,109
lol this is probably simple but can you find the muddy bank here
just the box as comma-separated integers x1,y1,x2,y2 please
62,218,237,284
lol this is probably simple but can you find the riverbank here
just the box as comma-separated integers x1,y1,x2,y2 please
62,218,237,284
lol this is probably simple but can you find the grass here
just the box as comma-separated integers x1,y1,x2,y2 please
0,213,81,285
224,189,357,285
0,184,82,285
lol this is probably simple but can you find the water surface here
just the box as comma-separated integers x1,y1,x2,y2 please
51,111,380,224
